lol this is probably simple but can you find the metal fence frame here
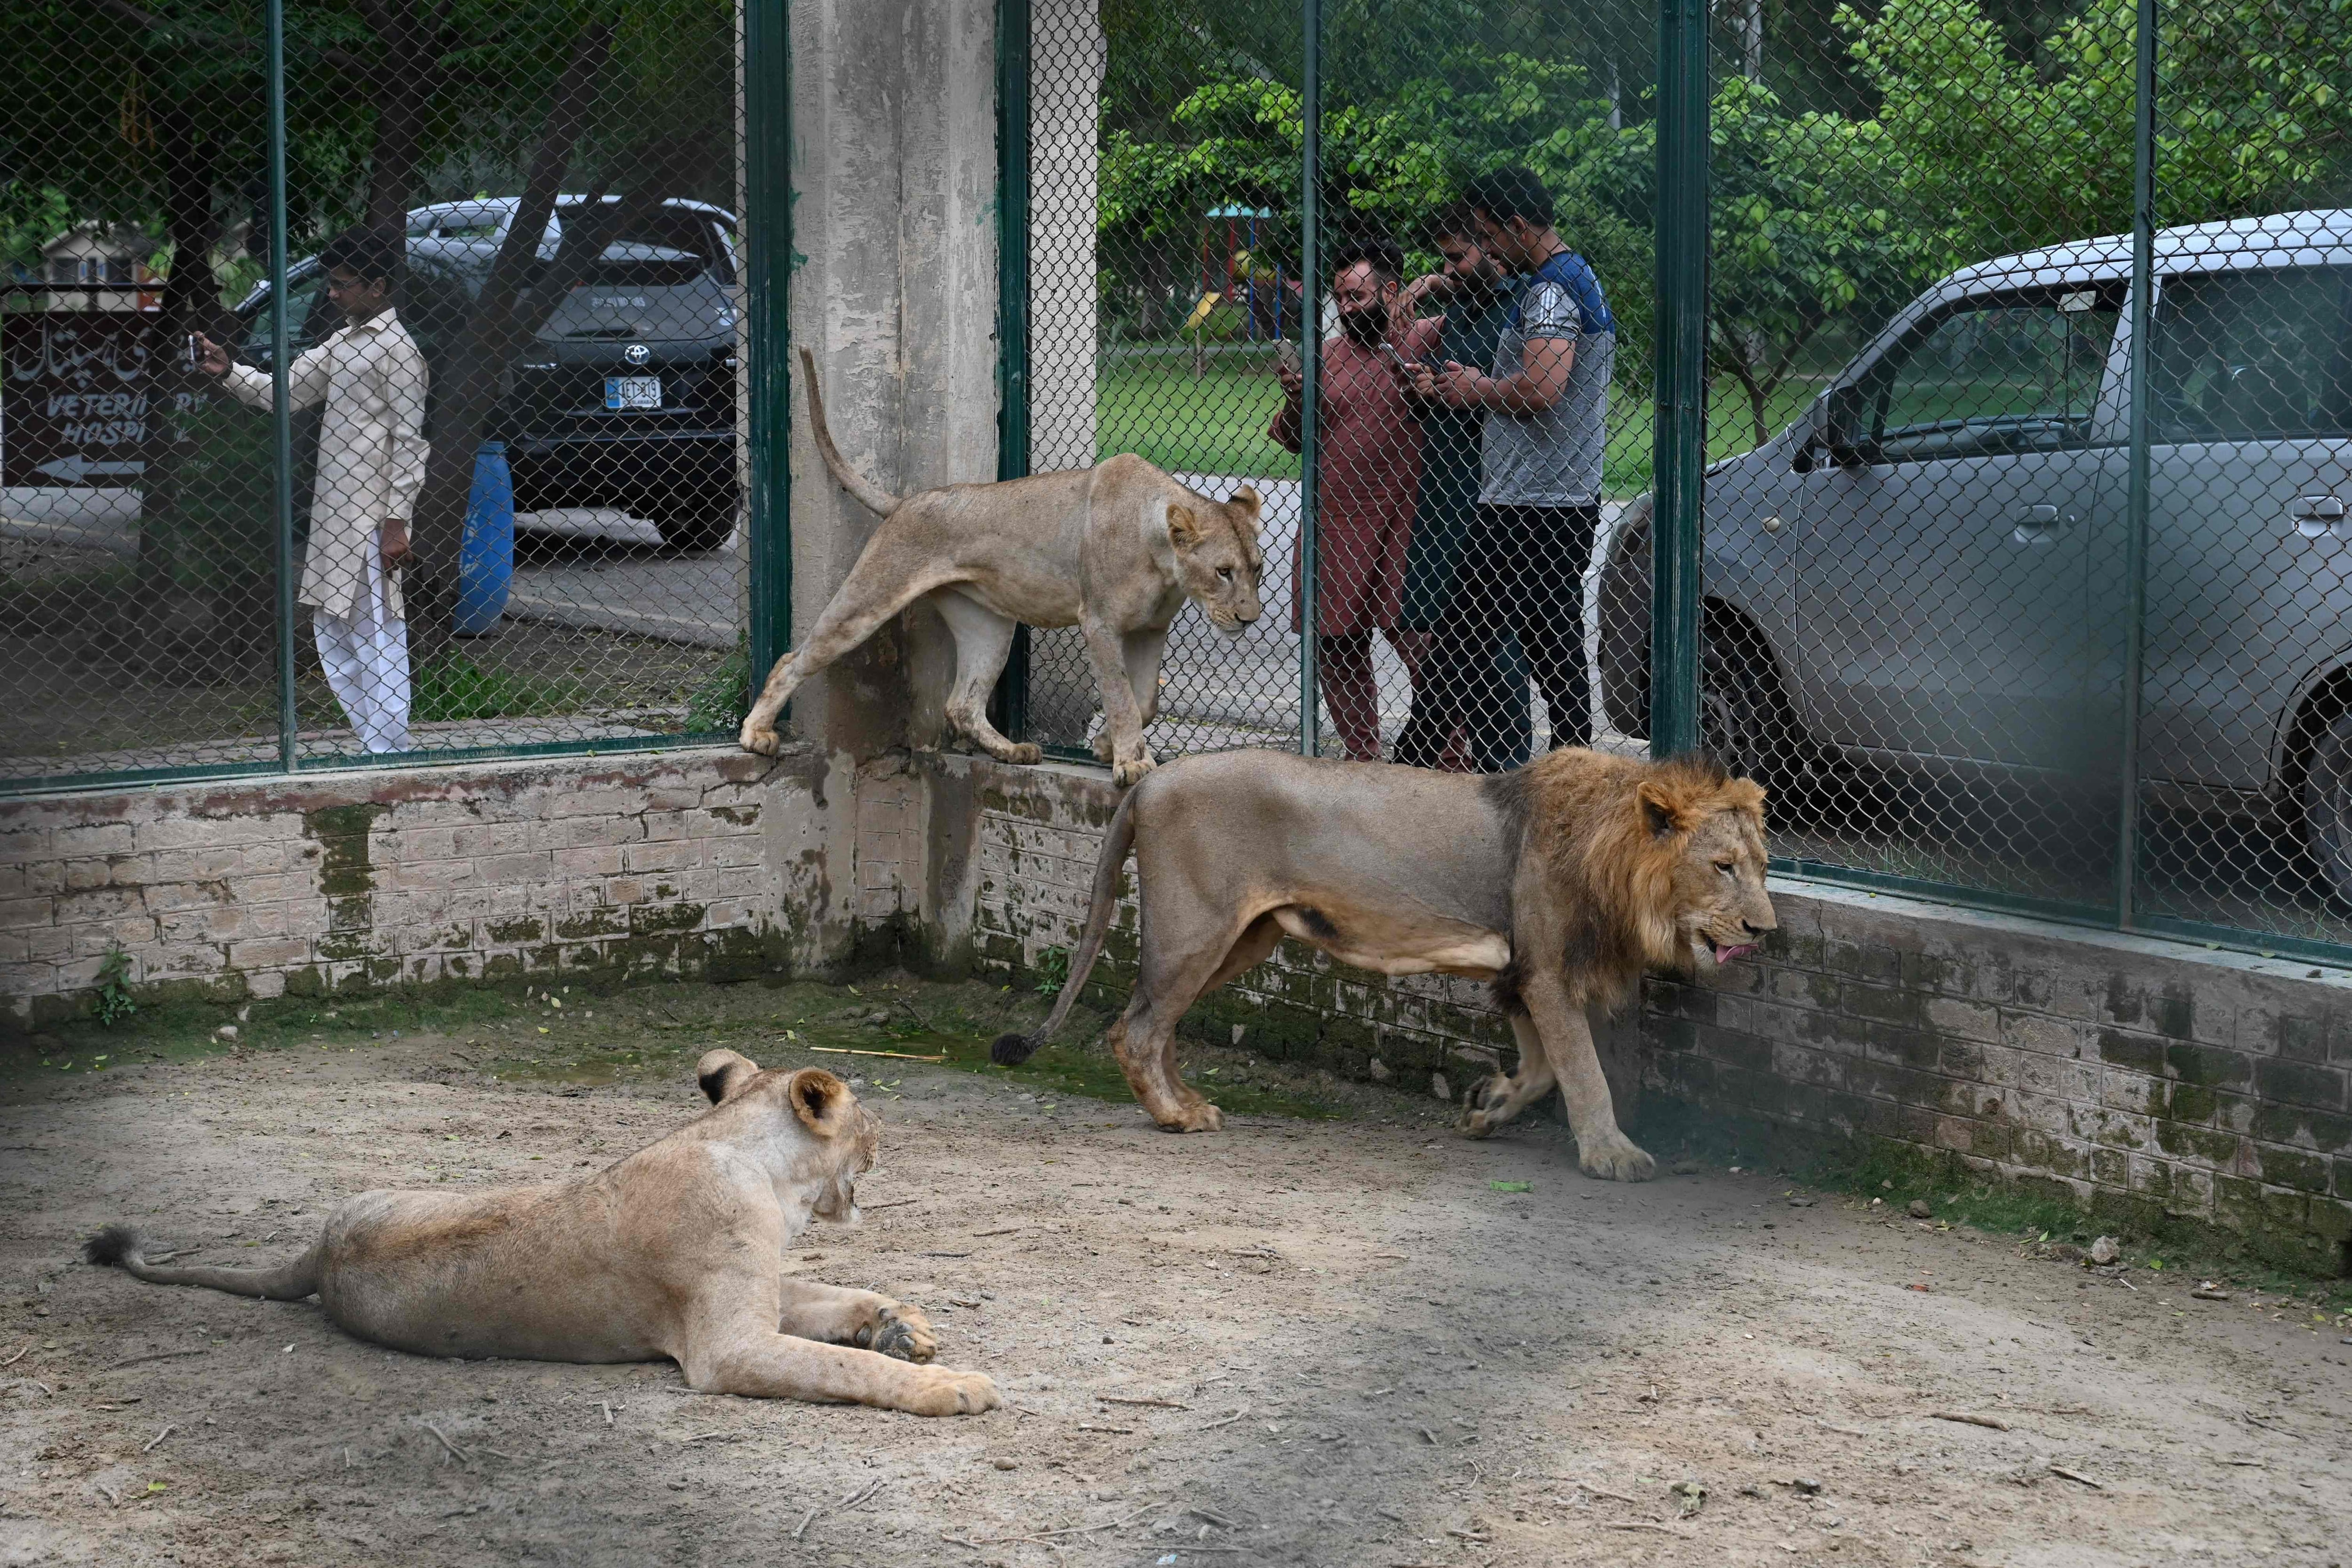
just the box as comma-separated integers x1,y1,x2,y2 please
2,0,791,800
991,0,2352,968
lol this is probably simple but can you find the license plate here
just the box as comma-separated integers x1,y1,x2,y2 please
604,374,662,411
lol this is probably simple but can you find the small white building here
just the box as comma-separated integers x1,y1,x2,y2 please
11,224,160,313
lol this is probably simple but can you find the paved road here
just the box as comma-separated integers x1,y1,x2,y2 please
0,487,741,650
3,478,1620,747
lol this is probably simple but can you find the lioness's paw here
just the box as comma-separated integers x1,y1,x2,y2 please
859,1302,938,1364
1155,1099,1222,1133
1090,731,1117,763
1112,754,1158,788
1006,742,1043,766
739,721,782,756
1578,1135,1657,1183
1460,1109,1497,1138
901,1366,1002,1417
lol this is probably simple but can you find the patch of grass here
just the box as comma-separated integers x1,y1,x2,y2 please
683,637,750,734
1811,1140,2352,1310
1,972,1347,1122
92,944,137,1027
412,653,583,723
1032,946,1070,1000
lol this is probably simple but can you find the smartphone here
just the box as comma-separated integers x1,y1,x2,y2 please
1275,339,1301,377
184,333,200,373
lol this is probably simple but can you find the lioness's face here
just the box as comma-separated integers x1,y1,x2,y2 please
1671,786,1777,967
808,1101,882,1225
1168,492,1265,639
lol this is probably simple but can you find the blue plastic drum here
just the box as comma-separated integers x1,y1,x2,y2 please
454,441,514,635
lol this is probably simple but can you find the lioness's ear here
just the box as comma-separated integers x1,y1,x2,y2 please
1637,779,1697,838
697,1049,761,1104
1226,486,1263,533
786,1067,852,1137
1166,503,1200,549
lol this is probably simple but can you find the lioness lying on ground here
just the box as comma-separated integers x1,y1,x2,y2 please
992,748,1774,1179
84,1052,1000,1415
739,348,1266,787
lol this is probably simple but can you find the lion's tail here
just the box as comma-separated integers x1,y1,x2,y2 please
797,345,902,518
83,1223,322,1302
991,782,1142,1066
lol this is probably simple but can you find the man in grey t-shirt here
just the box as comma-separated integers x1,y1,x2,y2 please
1402,166,1615,764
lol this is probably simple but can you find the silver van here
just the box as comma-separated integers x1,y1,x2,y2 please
1598,209,2352,902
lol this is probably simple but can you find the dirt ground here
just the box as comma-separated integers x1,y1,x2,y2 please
1,976,2348,1568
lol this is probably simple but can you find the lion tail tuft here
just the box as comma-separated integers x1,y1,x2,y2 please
989,1032,1039,1067
82,1223,143,1267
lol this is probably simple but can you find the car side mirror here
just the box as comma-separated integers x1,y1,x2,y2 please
1799,386,1873,469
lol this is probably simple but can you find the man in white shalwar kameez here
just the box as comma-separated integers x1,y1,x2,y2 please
197,228,429,753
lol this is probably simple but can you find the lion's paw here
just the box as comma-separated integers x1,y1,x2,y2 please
1155,1099,1223,1133
1460,1109,1497,1138
1578,1134,1657,1183
1112,753,1158,789
902,1366,1002,1417
857,1301,938,1364
1005,742,1044,766
1090,731,1117,763
739,721,783,756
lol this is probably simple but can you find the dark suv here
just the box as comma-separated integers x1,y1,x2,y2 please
233,196,740,551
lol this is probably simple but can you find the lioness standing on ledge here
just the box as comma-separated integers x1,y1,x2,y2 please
993,748,1774,1178
739,349,1266,786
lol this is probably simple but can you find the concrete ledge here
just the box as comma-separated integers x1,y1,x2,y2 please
0,744,849,1026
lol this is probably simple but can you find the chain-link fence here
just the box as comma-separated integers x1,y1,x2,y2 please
1001,0,2352,963
2,0,768,791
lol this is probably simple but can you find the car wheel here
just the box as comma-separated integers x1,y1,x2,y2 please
2300,708,2352,907
1700,615,1812,803
655,491,740,554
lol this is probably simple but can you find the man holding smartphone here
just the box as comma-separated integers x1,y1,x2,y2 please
193,227,427,755
1401,167,1614,764
1270,235,1442,761
1392,202,1534,772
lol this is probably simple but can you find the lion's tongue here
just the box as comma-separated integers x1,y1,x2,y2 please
1710,941,1759,965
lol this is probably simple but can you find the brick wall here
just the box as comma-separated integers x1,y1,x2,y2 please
954,757,2352,1271
0,746,891,1027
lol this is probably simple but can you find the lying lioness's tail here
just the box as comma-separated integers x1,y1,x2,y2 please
796,345,901,518
992,783,1142,1066
84,1224,322,1302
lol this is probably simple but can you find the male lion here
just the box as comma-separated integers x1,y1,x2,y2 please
739,348,1265,787
991,748,1774,1179
82,1053,999,1415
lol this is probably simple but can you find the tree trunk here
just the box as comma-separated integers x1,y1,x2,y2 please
404,24,612,666
132,105,237,670
360,0,442,237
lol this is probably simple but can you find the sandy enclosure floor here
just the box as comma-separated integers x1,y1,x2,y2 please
0,1007,2348,1568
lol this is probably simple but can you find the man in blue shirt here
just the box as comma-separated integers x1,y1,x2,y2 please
1399,167,1616,766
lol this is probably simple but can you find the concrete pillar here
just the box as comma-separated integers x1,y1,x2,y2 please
773,0,997,967
786,0,999,761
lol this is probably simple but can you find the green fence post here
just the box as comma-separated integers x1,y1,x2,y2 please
2114,0,2157,927
1297,0,1321,758
268,0,295,771
991,0,1032,742
743,0,792,705
1649,0,1708,759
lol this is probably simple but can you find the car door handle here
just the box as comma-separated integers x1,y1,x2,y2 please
2010,504,2073,545
2293,495,2348,537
